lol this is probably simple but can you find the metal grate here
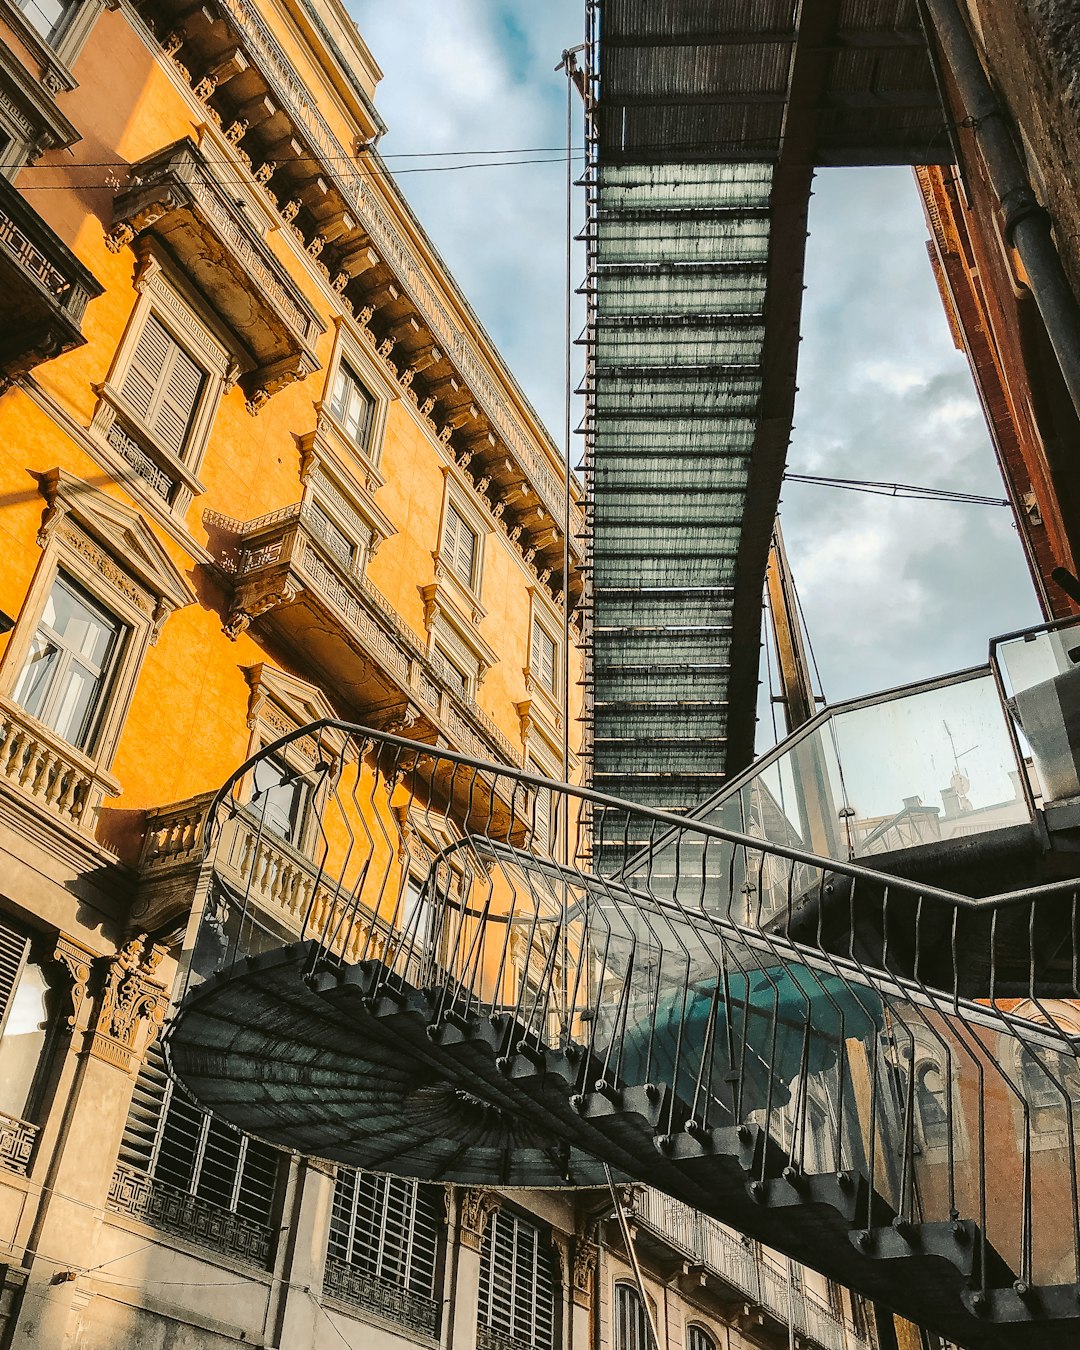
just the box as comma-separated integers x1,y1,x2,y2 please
116,1043,279,1238
325,1169,442,1335
687,1326,716,1350
478,1208,556,1350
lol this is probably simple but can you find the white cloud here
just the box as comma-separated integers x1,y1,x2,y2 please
346,13,1041,719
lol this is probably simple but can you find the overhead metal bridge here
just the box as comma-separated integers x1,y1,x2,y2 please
165,620,1080,1348
581,0,953,812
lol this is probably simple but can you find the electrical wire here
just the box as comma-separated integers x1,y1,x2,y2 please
7,153,586,190
783,471,1009,507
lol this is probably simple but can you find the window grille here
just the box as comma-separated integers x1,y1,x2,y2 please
328,361,375,447
117,1043,278,1232
687,1327,716,1350
443,503,478,590
614,1283,652,1350
478,1208,556,1350
326,1169,442,1335
531,617,557,694
120,313,205,456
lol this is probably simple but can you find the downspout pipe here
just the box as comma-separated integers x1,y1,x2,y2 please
921,0,1080,419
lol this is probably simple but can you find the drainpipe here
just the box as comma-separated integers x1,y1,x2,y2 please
920,0,1080,419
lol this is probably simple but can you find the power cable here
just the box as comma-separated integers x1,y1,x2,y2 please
7,153,586,189
783,471,1009,507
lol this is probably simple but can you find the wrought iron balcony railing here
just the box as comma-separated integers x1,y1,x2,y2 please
629,1188,871,1350
0,173,103,383
322,1255,440,1336
108,1162,273,1266
0,1110,38,1176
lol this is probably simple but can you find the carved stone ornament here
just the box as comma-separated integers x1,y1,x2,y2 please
457,1187,500,1251
192,74,218,102
307,234,326,259
224,118,249,146
572,1225,599,1308
54,934,95,1031
162,27,185,55
438,425,454,445
357,305,374,327
377,337,395,360
89,935,169,1072
419,395,436,418
254,160,276,186
280,198,301,225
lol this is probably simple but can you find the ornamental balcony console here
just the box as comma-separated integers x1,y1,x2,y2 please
0,175,103,385
209,502,520,768
107,139,323,412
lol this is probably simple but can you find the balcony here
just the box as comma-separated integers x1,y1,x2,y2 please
211,502,520,767
138,795,400,960
108,139,323,410
108,1163,273,1266
627,1188,872,1350
0,175,103,384
323,1255,440,1338
0,1110,38,1176
0,697,120,834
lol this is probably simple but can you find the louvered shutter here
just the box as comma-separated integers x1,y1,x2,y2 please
0,919,30,1040
615,1284,650,1350
532,618,557,692
120,314,172,422
120,313,204,456
479,1209,555,1350
154,342,203,454
444,505,477,589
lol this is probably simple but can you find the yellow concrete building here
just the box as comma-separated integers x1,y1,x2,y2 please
0,0,873,1346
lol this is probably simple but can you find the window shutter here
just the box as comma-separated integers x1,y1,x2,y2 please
121,313,172,422
532,618,557,692
118,1040,172,1173
0,919,30,1039
154,343,204,454
120,313,204,455
479,1209,555,1350
445,505,477,589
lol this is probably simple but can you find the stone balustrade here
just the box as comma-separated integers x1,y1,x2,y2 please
0,698,120,833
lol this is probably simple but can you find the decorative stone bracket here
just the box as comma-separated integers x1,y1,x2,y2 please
88,934,170,1072
456,1187,501,1251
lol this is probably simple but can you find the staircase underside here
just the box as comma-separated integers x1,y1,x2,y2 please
168,943,1080,1349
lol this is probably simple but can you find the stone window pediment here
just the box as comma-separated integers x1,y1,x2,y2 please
105,138,324,414
34,467,196,630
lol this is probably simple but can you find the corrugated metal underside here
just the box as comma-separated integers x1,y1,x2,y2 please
586,0,951,820
596,0,952,167
589,162,770,810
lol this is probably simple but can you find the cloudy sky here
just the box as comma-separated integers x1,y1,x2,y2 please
350,1,1041,724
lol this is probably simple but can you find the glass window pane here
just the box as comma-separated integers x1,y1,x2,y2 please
250,755,308,845
0,958,50,1120
12,632,60,721
17,0,69,41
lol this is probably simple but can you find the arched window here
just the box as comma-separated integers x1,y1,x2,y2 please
915,1059,950,1151
687,1326,716,1350
478,1208,556,1350
615,1282,652,1350
1019,1046,1080,1132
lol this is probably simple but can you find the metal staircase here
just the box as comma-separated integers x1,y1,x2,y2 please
166,718,1080,1348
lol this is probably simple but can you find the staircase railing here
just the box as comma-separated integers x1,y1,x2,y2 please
169,721,1080,1343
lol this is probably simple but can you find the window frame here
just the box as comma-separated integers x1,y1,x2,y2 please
530,613,559,697
0,469,195,784
92,256,235,515
436,477,492,609
613,1281,653,1350
11,569,126,755
0,918,62,1127
477,1205,558,1350
687,1326,717,1350
327,358,376,451
316,321,393,484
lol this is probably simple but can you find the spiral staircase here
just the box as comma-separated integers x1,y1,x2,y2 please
164,660,1080,1348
